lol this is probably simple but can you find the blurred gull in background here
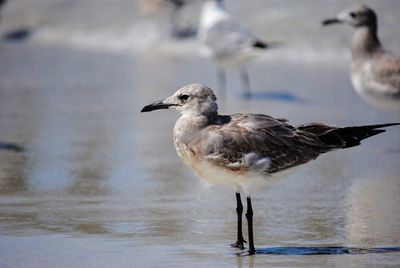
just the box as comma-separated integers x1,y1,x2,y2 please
198,0,274,97
323,4,400,112
0,0,33,42
137,0,197,39
166,0,197,39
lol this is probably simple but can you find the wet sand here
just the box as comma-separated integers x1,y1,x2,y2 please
1,0,400,264
0,39,399,267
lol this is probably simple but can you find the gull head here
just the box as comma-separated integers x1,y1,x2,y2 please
322,4,377,28
141,83,218,117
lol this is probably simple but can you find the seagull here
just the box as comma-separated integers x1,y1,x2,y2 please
198,0,271,97
141,83,399,255
138,0,196,39
166,0,197,39
322,4,400,112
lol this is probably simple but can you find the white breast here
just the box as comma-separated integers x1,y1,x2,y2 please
351,62,400,111
184,157,285,196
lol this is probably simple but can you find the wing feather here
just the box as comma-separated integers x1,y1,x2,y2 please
200,115,340,174
370,53,400,95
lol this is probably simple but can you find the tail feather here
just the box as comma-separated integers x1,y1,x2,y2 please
253,40,268,49
335,123,399,148
252,40,282,50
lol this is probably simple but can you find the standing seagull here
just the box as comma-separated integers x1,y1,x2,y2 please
323,4,400,112
166,0,197,39
141,83,399,255
198,0,270,97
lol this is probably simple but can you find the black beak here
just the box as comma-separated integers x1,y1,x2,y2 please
322,18,341,26
141,100,176,113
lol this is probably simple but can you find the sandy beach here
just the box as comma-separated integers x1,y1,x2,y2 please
0,0,400,267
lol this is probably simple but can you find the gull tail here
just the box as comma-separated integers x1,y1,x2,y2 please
0,140,25,152
253,40,282,50
253,40,268,49
335,123,400,148
299,122,399,149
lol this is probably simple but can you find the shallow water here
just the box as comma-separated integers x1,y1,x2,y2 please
1,1,400,267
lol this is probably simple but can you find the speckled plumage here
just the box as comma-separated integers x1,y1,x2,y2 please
323,4,400,111
142,83,398,195
141,83,399,254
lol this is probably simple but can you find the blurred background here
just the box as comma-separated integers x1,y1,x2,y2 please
0,0,399,267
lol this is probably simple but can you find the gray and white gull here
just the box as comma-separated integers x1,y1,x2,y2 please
323,4,400,112
141,83,399,255
198,0,272,97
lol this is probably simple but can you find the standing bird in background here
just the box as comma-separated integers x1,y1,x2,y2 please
198,0,272,97
166,0,197,39
141,83,399,255
323,4,400,112
0,0,31,42
137,0,196,39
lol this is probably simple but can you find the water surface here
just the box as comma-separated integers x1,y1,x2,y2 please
0,1,400,267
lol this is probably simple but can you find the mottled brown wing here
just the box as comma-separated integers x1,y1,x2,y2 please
371,53,400,94
202,115,339,174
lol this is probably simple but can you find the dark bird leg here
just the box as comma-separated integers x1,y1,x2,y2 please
246,196,256,255
231,192,246,249
217,67,226,98
239,66,251,98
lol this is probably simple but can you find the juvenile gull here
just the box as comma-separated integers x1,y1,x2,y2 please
198,0,272,97
141,83,399,255
323,4,400,112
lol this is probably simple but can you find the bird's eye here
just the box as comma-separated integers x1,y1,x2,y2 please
179,94,189,101
349,12,357,18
